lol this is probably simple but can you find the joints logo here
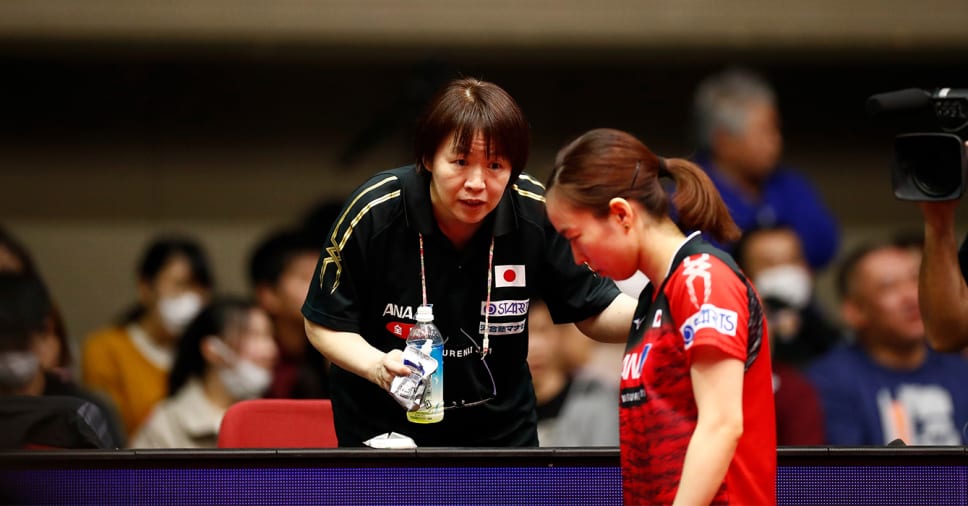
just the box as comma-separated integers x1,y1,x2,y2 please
679,304,738,348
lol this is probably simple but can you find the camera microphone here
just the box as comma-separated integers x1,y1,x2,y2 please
866,88,932,116
868,88,968,117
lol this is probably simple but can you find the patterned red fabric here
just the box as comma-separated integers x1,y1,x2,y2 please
620,243,776,505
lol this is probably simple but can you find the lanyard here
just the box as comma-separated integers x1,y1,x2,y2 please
419,233,494,358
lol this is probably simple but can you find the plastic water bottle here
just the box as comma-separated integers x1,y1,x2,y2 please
406,304,444,423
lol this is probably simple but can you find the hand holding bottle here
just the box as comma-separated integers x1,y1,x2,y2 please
369,349,411,391
386,305,445,423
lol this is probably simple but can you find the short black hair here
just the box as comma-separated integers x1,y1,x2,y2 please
119,236,215,325
836,241,900,300
0,273,52,353
732,225,800,273
248,228,320,288
138,236,214,289
414,77,531,181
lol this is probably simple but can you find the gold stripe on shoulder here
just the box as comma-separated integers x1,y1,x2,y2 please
337,190,400,250
517,173,546,190
513,184,545,203
329,175,399,245
321,176,400,293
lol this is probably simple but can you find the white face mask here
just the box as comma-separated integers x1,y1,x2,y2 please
754,264,813,310
158,292,204,336
218,360,273,401
0,351,39,391
207,338,273,401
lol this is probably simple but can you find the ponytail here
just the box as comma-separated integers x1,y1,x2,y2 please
548,128,741,244
665,158,741,244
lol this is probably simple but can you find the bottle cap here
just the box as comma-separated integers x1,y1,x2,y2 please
416,304,434,323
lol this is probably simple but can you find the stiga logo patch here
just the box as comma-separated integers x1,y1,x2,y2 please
679,303,737,349
481,299,530,317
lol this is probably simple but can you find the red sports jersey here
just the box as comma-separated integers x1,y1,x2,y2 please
620,234,776,505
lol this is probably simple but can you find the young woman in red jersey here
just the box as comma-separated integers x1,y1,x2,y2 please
545,128,776,505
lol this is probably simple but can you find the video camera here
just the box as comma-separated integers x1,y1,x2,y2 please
866,88,968,201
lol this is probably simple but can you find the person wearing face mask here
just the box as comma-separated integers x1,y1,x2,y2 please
130,297,278,449
733,227,829,446
0,227,127,444
1,226,77,384
82,236,213,439
0,273,115,449
733,226,842,368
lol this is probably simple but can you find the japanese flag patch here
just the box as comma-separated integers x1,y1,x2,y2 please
495,265,526,288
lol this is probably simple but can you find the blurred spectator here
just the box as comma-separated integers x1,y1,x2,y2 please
249,227,330,399
0,273,115,449
734,227,828,445
733,226,842,367
131,297,278,448
771,361,825,446
528,299,619,447
807,241,968,445
0,226,74,381
691,67,840,270
0,227,35,274
82,236,213,438
0,229,125,445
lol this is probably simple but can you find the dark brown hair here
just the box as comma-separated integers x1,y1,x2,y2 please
414,78,531,180
546,128,740,243
0,226,71,369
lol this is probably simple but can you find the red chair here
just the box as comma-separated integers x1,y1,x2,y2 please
217,399,339,448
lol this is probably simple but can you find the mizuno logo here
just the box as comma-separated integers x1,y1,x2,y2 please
632,317,645,330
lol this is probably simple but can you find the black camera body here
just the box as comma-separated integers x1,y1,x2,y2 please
867,88,968,201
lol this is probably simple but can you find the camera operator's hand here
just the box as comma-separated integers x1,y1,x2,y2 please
919,199,960,229
917,156,968,351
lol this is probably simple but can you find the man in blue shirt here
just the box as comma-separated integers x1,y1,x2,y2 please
808,240,968,445
691,68,840,271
